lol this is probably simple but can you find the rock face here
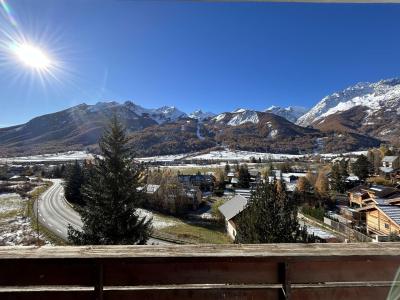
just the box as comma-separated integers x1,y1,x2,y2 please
296,78,400,144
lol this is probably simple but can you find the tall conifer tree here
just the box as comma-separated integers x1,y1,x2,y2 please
235,180,314,243
64,160,84,205
68,116,152,245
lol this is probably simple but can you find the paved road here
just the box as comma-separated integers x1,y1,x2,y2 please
35,179,171,245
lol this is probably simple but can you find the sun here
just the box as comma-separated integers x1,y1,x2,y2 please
12,43,52,70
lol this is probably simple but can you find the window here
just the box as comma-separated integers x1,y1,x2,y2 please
385,223,389,229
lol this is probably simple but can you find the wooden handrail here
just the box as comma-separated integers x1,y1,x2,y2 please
1,244,400,300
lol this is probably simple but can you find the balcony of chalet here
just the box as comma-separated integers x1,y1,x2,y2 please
1,243,400,300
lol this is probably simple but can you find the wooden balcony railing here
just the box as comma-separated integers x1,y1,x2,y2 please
1,243,400,300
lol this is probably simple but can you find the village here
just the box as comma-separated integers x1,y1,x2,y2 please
1,145,399,245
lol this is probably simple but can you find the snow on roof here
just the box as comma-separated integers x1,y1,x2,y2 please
382,156,398,162
346,175,360,181
146,184,160,194
380,167,394,173
218,194,249,221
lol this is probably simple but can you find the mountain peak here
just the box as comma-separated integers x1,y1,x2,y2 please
188,109,215,120
296,78,400,127
265,105,307,123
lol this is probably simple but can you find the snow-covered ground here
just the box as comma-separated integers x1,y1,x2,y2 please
0,193,49,246
1,148,368,165
196,122,205,141
138,149,368,163
0,151,94,164
137,153,191,162
137,208,180,229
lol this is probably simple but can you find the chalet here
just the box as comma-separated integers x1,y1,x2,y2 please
178,174,215,192
348,185,400,207
143,183,202,211
380,156,400,180
248,169,261,183
218,194,248,239
357,199,400,237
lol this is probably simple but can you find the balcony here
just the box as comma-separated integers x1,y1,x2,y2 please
1,243,400,299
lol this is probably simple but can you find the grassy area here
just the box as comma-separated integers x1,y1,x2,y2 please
25,181,67,245
301,206,325,221
0,209,20,220
157,221,232,244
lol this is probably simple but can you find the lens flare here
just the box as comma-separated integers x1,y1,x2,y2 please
11,43,52,70
0,0,18,27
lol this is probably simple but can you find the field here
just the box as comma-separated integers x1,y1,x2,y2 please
147,210,232,244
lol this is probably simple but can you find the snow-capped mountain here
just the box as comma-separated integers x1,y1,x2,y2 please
296,79,400,127
212,109,259,126
150,106,187,124
295,78,400,143
265,105,308,123
123,101,187,124
188,110,216,120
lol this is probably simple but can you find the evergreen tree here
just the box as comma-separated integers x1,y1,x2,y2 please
68,116,152,245
238,164,251,188
224,163,230,175
235,180,314,243
352,154,371,181
64,161,84,205
339,159,349,178
330,163,346,193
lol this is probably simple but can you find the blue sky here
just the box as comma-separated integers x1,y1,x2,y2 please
1,1,400,126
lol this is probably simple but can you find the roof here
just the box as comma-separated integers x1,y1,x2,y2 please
378,205,400,226
347,185,368,194
235,189,252,199
382,156,398,163
146,184,160,194
346,175,360,181
380,167,394,173
218,194,249,221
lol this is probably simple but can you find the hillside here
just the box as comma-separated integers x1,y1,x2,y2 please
297,78,400,145
0,100,381,157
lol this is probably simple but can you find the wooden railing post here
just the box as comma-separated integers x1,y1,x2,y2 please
94,260,103,300
279,261,291,300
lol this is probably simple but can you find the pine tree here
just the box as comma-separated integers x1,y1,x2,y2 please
224,163,230,175
238,164,251,188
352,154,371,181
331,163,346,193
235,180,314,243
68,116,152,245
339,159,349,178
64,161,84,205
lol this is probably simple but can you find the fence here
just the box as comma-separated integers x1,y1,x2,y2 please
324,217,372,242
1,243,400,299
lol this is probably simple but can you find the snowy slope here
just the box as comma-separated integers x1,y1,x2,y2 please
265,105,308,123
188,109,216,120
212,109,259,126
296,78,400,127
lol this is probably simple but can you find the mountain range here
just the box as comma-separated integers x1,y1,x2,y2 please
1,78,399,157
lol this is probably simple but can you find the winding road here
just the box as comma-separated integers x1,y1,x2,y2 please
35,179,171,245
